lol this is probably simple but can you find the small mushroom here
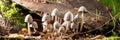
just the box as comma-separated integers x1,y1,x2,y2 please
64,11,74,32
53,21,61,32
57,22,66,36
31,21,38,32
57,11,65,24
42,13,50,32
42,22,48,32
78,6,88,13
64,11,74,21
51,8,59,21
51,8,64,24
42,13,50,22
78,6,87,32
70,22,78,32
24,14,33,36
71,14,81,33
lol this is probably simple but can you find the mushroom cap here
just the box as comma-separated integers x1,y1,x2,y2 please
72,14,81,23
42,14,50,22
78,6,88,12
32,21,38,28
64,11,74,21
53,21,61,29
51,8,59,16
24,14,33,23
61,21,67,27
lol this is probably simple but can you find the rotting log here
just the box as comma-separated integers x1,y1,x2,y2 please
12,0,112,33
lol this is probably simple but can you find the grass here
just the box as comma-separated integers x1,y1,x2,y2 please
100,0,120,39
100,0,120,31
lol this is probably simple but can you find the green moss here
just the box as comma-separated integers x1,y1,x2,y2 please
0,0,25,28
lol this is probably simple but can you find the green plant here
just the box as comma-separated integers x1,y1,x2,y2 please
100,0,120,26
0,0,25,28
102,36,120,40
99,0,120,39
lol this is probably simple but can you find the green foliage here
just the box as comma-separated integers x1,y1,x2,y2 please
51,0,59,2
100,0,120,27
100,0,120,39
100,0,120,16
100,0,120,31
102,36,120,40
0,0,25,27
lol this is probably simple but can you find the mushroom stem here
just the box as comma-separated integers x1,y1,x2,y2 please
55,16,57,21
60,18,62,24
58,17,60,23
27,23,31,36
65,21,70,32
80,12,84,32
76,24,79,33
52,16,54,20
34,28,37,32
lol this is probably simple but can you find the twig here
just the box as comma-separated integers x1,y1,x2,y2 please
79,12,112,34
105,12,116,34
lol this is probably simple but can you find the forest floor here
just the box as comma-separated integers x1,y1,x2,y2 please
0,0,120,40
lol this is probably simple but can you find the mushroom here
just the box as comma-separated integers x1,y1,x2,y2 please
24,14,33,36
51,8,64,24
42,13,50,32
53,21,61,32
78,6,87,32
64,11,74,32
70,22,77,33
51,8,59,21
78,6,88,13
71,14,81,33
57,11,65,24
57,21,66,36
31,21,38,32
42,13,50,22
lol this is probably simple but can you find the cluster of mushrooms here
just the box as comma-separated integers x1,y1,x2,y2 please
24,6,89,36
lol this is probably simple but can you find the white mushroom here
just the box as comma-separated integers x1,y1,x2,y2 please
64,11,74,32
57,21,68,33
51,8,64,24
42,13,50,32
57,21,66,36
64,11,74,21
78,6,87,32
70,22,78,32
57,11,65,24
42,13,50,22
51,8,59,21
42,22,48,32
53,21,61,32
72,14,81,23
78,6,88,12
71,14,81,33
31,21,38,32
24,14,33,23
24,14,33,36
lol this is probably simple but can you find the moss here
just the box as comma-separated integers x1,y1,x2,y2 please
0,0,25,28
